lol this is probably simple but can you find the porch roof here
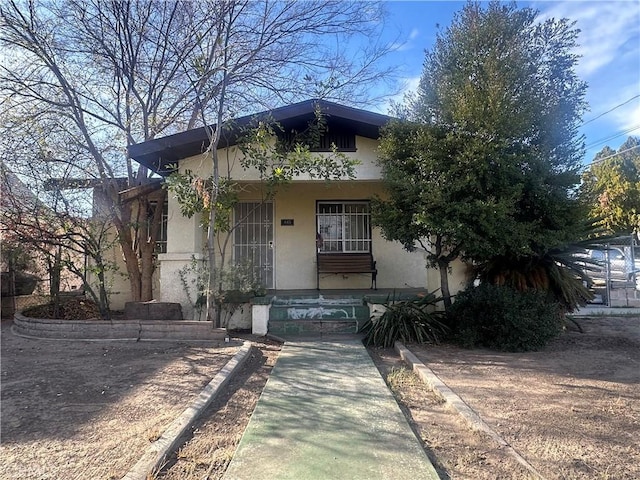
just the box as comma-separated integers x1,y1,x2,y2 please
127,99,392,177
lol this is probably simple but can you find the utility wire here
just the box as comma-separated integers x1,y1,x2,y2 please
582,94,640,126
582,144,640,170
585,124,640,149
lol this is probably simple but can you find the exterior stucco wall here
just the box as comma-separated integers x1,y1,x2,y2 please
159,180,428,300
177,134,382,181
269,182,427,290
149,131,470,317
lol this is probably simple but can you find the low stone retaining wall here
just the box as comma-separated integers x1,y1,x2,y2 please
13,312,227,341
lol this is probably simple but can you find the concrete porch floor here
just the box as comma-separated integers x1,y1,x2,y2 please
265,288,430,302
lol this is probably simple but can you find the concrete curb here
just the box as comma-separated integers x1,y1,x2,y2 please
395,341,546,480
570,306,640,316
121,341,254,480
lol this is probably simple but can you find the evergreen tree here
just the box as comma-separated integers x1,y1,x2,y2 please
373,1,588,309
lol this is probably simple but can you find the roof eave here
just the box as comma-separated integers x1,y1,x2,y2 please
128,99,391,176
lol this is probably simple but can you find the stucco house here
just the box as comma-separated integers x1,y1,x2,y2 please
127,99,467,333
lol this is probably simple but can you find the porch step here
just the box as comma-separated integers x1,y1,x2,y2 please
268,295,370,336
269,319,362,335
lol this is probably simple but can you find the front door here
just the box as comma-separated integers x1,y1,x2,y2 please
233,202,274,289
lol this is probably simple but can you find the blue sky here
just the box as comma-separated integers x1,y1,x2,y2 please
376,1,640,165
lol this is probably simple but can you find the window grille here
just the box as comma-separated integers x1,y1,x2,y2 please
317,202,371,253
148,201,168,254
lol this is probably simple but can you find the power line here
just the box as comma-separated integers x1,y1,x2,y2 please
582,94,640,126
582,144,640,170
585,124,640,149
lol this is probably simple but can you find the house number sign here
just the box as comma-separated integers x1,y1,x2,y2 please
281,219,294,226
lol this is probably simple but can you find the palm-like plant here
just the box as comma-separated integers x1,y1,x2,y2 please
362,291,449,347
474,231,616,313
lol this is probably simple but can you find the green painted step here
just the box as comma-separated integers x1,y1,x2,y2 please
268,295,370,336
269,319,361,335
269,304,370,321
269,294,368,321
270,294,364,306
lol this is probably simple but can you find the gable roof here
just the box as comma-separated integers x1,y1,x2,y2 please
127,99,391,176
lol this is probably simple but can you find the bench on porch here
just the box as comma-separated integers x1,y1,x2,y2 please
316,252,377,290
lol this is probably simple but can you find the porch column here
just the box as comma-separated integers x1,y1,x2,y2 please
157,197,205,320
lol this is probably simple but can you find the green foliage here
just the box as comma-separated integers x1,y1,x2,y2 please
449,283,563,352
219,259,267,298
579,137,640,234
178,256,265,321
472,221,614,312
362,292,449,348
474,252,593,313
164,172,238,230
237,112,359,192
373,2,588,309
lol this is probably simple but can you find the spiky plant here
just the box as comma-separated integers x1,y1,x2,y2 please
474,233,616,312
362,291,449,348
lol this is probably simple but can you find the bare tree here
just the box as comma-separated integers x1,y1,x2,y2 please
1,156,117,318
1,0,396,311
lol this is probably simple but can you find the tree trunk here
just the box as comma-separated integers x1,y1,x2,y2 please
138,190,167,301
206,218,219,327
50,247,62,318
96,268,111,320
140,247,155,301
438,259,453,312
119,235,142,302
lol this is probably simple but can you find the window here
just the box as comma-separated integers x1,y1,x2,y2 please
317,202,371,253
279,130,356,152
148,200,168,254
310,132,356,152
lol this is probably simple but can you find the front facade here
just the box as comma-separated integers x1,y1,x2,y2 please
129,100,466,320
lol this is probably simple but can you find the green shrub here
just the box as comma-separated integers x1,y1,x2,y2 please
362,292,449,348
448,283,563,352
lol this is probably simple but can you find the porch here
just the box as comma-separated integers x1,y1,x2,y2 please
250,288,430,338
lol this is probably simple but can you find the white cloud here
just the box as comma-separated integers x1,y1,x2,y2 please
534,1,640,79
534,1,640,151
612,97,640,133
377,75,422,114
390,28,421,52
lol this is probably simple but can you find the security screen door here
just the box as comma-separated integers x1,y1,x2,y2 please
233,202,274,289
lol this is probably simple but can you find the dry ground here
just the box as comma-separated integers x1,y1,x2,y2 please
0,320,242,480
403,315,640,479
2,316,638,480
155,338,280,479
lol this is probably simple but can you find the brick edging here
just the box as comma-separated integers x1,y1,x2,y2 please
12,312,227,341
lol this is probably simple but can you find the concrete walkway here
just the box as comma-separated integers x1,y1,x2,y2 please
223,340,439,480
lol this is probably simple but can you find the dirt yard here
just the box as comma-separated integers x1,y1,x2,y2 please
2,315,638,480
0,320,243,480
401,315,640,479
